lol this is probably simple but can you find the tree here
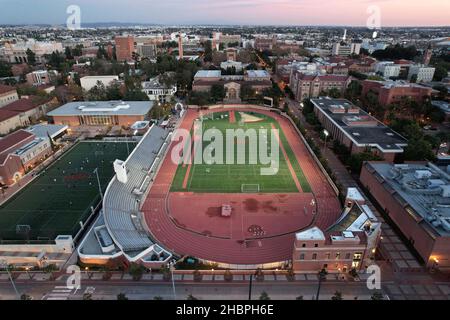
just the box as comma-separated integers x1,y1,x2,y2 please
83,293,93,300
433,65,448,82
20,294,32,300
0,61,13,77
296,295,304,300
371,44,418,61
204,40,213,62
85,82,108,101
187,294,198,300
106,83,124,100
211,84,225,102
65,47,74,60
117,293,128,300
128,263,145,281
345,80,362,102
346,151,383,174
259,291,271,300
370,292,384,300
331,291,343,300
403,138,436,161
26,49,36,65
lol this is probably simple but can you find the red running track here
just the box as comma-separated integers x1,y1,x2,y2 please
142,107,341,265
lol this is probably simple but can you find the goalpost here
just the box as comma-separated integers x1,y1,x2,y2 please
241,184,260,193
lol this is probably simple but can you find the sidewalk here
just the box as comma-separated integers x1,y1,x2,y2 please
289,102,424,273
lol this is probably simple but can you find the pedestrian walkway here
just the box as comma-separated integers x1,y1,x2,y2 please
43,286,73,300
296,108,423,273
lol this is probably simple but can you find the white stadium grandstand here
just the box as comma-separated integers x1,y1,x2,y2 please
78,124,174,267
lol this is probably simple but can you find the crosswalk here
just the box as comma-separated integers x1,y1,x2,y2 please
43,286,75,300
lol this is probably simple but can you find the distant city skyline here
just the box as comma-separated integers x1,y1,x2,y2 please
0,0,449,27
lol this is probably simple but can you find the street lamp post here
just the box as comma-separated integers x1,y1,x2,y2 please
168,261,177,300
315,269,328,301
93,168,103,200
25,267,32,280
248,273,253,300
0,260,20,299
322,129,329,153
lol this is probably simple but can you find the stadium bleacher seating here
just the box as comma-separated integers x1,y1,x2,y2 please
103,125,171,253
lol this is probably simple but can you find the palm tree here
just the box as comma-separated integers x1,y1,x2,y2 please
187,294,198,300
83,293,93,300
259,291,271,300
370,292,384,300
20,293,32,300
331,291,343,300
315,268,328,300
117,293,128,300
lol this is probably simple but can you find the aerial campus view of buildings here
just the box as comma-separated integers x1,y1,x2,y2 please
0,0,449,302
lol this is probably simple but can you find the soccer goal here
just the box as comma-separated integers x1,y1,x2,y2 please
241,184,260,193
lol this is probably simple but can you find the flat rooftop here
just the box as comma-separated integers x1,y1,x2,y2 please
311,98,407,153
47,101,154,117
246,70,270,78
366,162,450,237
194,70,222,78
26,124,68,139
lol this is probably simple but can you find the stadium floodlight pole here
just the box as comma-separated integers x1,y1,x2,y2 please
0,260,20,300
125,132,130,156
168,261,177,300
93,168,103,200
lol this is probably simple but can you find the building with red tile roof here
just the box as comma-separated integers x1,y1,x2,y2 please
0,129,52,186
0,84,19,108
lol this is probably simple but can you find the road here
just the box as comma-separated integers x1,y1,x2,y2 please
0,279,381,300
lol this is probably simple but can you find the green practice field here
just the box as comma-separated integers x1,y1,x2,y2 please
0,141,134,242
171,111,311,193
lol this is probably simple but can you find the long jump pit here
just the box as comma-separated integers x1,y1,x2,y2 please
142,105,341,267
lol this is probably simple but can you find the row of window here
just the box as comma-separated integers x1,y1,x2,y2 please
298,252,363,261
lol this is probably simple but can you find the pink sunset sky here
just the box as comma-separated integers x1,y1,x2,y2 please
0,0,449,26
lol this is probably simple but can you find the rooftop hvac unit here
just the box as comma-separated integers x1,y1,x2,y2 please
442,185,450,198
414,170,432,179
440,217,450,232
427,179,446,189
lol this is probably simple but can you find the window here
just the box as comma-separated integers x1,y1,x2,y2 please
345,253,351,260
312,253,317,260
314,243,318,248
335,252,341,260
325,253,330,260
302,243,306,248
299,253,305,260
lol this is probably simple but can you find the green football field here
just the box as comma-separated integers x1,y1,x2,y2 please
0,141,134,242
171,111,311,193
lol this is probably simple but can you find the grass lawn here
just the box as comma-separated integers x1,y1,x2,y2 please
0,141,134,242
171,111,311,193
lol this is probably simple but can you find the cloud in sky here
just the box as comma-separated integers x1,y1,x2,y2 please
0,0,448,26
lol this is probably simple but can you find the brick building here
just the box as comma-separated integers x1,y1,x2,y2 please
0,130,52,186
0,97,53,135
361,80,433,106
0,84,19,108
48,101,154,127
115,36,135,62
293,188,381,272
290,72,352,101
311,98,407,161
360,162,450,271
